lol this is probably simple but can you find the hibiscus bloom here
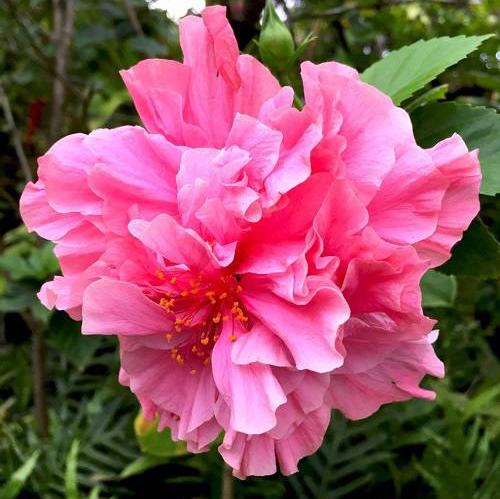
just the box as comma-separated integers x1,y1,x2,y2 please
20,6,480,477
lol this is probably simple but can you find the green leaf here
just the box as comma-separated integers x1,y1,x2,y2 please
438,219,500,278
412,102,500,196
421,270,457,308
0,451,40,499
404,84,448,113
120,455,170,479
361,35,492,105
134,411,188,458
65,439,80,499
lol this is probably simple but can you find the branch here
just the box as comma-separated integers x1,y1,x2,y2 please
0,80,33,182
292,0,472,20
49,0,75,143
3,0,81,99
122,0,144,35
21,311,49,438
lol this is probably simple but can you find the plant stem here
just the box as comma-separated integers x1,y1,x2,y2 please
221,463,234,499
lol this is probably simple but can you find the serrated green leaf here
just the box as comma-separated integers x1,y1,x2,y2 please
361,35,492,104
438,219,500,278
412,102,500,196
404,84,448,112
421,270,457,308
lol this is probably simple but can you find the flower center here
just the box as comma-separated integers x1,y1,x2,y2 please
152,269,250,372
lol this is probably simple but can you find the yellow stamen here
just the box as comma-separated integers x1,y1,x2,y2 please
170,276,177,284
155,270,165,280
165,333,173,342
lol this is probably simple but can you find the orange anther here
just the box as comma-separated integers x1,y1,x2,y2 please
170,276,177,284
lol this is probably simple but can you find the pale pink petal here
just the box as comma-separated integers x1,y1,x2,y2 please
120,344,219,443
231,322,292,367
37,134,102,215
119,59,203,144
415,134,481,266
212,325,287,435
220,432,277,478
20,181,82,240
329,331,444,419
82,279,172,335
276,405,331,475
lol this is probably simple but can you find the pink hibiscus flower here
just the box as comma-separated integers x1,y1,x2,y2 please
19,6,480,478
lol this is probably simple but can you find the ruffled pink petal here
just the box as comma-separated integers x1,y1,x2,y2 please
82,279,172,335
367,142,449,245
235,173,331,274
119,59,202,144
235,55,284,117
85,126,180,234
244,277,349,373
415,134,481,267
341,245,428,321
329,331,444,419
231,322,292,367
37,134,102,215
179,8,237,146
276,405,331,475
212,325,287,434
302,61,413,202
201,6,241,89
120,343,220,445
20,181,83,240
225,113,283,190
220,432,277,478
129,214,233,271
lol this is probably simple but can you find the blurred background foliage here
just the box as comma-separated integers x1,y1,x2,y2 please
0,0,498,498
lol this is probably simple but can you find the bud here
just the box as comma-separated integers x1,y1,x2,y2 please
259,0,295,73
